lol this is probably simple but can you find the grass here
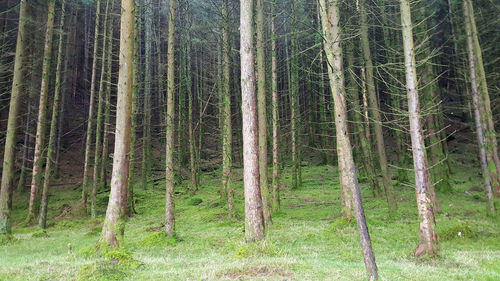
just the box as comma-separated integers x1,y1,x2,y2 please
1,146,499,280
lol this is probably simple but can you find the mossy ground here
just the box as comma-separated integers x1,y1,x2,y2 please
1,144,499,280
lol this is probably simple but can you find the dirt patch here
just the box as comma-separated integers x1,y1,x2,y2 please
219,266,293,279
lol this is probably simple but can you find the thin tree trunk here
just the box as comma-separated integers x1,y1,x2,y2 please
290,0,300,190
241,0,265,242
463,0,496,213
319,0,378,278
165,0,177,236
26,0,56,224
142,0,153,189
39,0,67,229
221,0,233,218
82,0,102,211
463,0,500,195
359,0,397,214
100,0,134,247
271,0,280,212
91,0,112,219
0,0,29,234
399,0,438,257
256,0,271,226
186,19,197,193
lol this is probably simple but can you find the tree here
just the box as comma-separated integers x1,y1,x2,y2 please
399,0,438,257
100,0,135,247
271,0,280,212
82,0,102,211
0,0,30,234
26,0,56,224
319,0,378,278
165,0,177,236
39,0,67,229
221,0,233,218
241,0,265,242
463,0,496,214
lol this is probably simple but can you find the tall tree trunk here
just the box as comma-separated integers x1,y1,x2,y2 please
463,0,496,213
290,0,300,190
0,0,29,234
241,0,265,242
221,0,233,218
165,0,177,236
256,0,271,226
91,0,112,219
100,17,114,191
271,0,280,212
185,15,197,193
142,0,153,189
82,0,102,211
463,0,500,196
100,0,134,247
399,0,438,257
39,0,67,229
319,0,378,278
359,0,397,214
26,0,56,224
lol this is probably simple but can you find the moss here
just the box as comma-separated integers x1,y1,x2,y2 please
188,197,203,206
77,261,127,281
0,234,18,246
226,240,280,259
439,221,478,241
77,245,99,258
32,229,49,238
325,216,355,234
139,231,178,247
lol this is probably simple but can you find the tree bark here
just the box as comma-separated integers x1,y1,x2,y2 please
100,0,134,247
399,0,438,257
241,0,265,242
39,0,67,229
82,0,102,211
0,0,29,234
165,0,177,236
256,0,271,226
463,0,496,213
142,0,153,189
26,0,56,224
319,0,378,278
271,0,280,213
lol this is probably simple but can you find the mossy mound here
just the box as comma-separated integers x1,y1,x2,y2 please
325,216,355,234
77,261,127,281
139,232,178,247
439,221,478,241
188,197,203,206
32,229,49,238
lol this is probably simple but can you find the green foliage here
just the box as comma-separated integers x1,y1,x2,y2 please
439,221,478,241
0,234,18,246
139,232,178,247
325,216,355,234
188,197,203,206
225,240,280,259
77,261,127,281
32,229,49,238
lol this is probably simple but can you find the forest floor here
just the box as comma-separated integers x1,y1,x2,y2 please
1,143,500,280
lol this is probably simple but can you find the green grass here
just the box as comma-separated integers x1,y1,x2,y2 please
1,148,499,280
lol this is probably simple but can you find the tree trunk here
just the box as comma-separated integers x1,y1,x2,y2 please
39,0,67,229
26,0,56,224
221,0,233,218
82,0,102,211
319,0,378,278
359,0,397,214
399,0,438,257
256,0,271,226
165,0,177,237
91,0,112,219
241,0,265,242
100,0,134,247
0,0,29,234
463,0,496,214
271,0,280,213
142,0,153,189
463,0,500,196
